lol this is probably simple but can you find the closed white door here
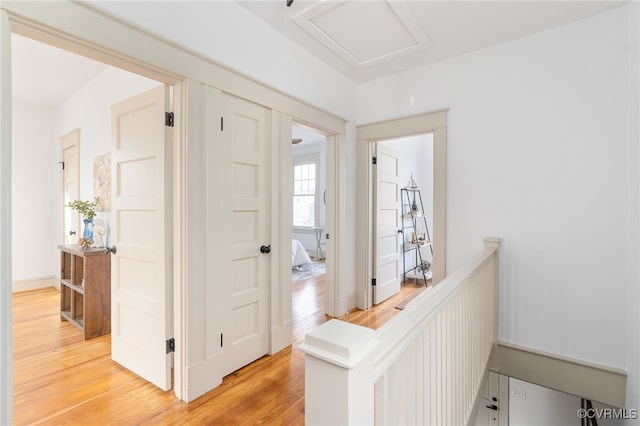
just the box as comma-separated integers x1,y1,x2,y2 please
208,92,270,378
373,143,401,305
111,85,173,390
60,129,80,244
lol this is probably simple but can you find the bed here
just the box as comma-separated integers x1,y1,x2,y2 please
292,239,312,270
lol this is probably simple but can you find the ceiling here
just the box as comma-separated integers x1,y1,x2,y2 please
292,123,326,149
10,1,629,108
239,0,629,82
11,33,108,108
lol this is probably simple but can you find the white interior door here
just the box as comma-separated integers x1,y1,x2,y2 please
111,85,173,390
209,92,270,378
373,143,402,305
60,129,80,244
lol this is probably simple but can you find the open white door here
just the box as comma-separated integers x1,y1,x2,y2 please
60,129,80,244
373,143,402,305
111,85,173,390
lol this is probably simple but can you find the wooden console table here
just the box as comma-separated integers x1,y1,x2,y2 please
58,245,111,340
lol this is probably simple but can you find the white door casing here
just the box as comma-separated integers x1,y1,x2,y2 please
0,9,12,425
373,143,402,305
60,129,80,245
208,90,270,379
111,85,173,390
356,110,447,310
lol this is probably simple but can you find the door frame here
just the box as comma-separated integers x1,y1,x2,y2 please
1,10,12,426
356,110,448,310
2,5,186,402
288,118,339,317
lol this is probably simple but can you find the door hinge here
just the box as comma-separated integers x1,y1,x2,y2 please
58,161,65,170
220,117,224,132
165,112,174,127
221,333,224,347
326,233,330,240
372,156,377,165
166,337,175,354
372,278,377,286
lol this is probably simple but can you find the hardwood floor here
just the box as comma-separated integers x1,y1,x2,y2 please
12,275,425,425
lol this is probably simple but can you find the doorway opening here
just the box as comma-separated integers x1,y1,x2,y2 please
372,133,434,305
356,109,448,311
290,122,328,328
10,30,177,404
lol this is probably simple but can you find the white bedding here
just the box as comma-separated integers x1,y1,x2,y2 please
292,239,312,270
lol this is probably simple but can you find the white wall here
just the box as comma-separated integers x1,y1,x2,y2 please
11,101,58,283
358,4,634,376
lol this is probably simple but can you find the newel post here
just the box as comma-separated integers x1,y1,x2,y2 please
484,236,501,340
484,236,501,251
299,319,376,426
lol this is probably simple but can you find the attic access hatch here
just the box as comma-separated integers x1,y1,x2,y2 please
292,0,432,70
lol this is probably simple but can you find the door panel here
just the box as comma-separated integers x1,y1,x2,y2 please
209,93,270,378
373,144,401,305
60,130,80,244
224,95,270,376
111,85,172,390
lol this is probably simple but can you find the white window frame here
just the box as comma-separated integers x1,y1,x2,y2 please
292,153,320,231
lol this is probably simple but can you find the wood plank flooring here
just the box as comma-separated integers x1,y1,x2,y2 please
12,274,425,425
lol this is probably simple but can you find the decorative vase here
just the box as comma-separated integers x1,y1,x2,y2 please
82,218,93,242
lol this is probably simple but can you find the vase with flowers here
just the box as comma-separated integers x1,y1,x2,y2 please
67,197,99,247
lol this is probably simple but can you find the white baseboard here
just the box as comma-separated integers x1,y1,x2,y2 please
338,291,356,317
270,320,293,354
12,276,59,293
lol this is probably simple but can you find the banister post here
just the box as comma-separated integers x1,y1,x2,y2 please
484,236,501,342
484,236,501,250
299,319,376,426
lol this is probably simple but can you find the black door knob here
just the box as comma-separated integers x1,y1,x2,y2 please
70,230,76,236
104,246,117,255
260,245,271,254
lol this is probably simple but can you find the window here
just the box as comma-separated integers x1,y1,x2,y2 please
293,159,318,227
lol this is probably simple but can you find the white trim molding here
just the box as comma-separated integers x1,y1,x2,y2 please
0,9,12,425
12,276,58,293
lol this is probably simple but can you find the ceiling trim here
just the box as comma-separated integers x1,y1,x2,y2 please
292,0,432,70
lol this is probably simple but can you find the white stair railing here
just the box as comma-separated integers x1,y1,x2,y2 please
300,237,500,426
